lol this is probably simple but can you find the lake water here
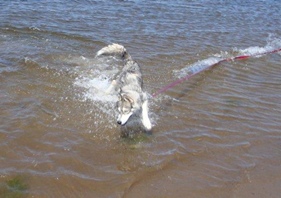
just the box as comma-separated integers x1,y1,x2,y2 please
1,1,281,197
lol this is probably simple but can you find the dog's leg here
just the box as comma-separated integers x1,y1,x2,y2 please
105,80,117,94
141,99,152,131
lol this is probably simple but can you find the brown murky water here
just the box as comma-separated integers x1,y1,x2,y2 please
1,1,281,197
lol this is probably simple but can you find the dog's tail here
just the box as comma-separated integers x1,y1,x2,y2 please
96,43,132,60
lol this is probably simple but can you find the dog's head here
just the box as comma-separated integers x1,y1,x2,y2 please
116,92,140,126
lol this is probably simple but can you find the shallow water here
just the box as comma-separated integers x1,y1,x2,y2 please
1,1,281,197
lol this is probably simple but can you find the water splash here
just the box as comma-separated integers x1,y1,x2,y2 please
175,57,224,79
234,36,281,57
72,55,158,130
74,71,118,103
72,56,121,124
174,36,281,79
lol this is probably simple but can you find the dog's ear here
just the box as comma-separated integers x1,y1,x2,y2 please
121,93,134,105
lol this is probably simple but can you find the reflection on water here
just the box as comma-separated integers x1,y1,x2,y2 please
1,0,281,197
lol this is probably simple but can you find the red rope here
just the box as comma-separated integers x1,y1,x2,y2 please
152,48,281,98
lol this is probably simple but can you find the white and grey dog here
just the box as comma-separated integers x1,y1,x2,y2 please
96,44,152,131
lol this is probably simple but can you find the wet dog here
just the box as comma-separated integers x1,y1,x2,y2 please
96,44,152,131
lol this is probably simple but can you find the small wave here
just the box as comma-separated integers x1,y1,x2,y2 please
0,57,19,74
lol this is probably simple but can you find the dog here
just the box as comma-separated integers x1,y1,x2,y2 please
96,44,152,131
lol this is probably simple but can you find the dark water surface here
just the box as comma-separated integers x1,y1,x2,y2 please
1,1,281,197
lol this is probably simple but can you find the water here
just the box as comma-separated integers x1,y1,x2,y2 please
1,1,281,197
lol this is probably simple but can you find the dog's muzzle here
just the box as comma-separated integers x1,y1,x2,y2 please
117,112,133,126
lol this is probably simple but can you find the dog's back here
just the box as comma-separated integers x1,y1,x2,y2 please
96,44,143,92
